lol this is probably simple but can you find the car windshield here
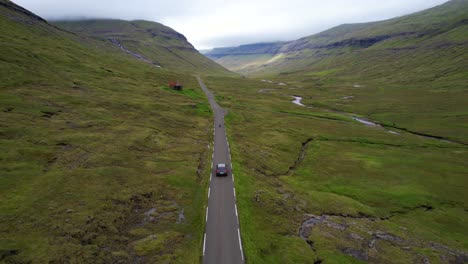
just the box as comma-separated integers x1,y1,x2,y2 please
217,164,226,168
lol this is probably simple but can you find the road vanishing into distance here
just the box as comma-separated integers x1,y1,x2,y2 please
197,77,244,264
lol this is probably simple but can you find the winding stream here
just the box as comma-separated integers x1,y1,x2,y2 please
351,117,379,127
255,89,462,144
292,96,306,107
288,95,407,137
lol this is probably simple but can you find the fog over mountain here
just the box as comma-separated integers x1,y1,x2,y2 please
14,0,449,49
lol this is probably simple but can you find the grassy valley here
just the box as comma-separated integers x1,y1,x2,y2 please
201,0,468,263
206,0,468,145
205,71,467,264
1,0,467,263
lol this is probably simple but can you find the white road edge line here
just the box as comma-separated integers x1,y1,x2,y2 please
203,233,207,256
237,228,244,261
200,77,245,261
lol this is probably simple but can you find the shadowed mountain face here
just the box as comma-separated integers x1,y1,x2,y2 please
53,19,231,74
205,0,468,76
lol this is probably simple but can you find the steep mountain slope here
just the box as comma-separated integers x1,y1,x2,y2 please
265,0,468,75
207,0,468,76
53,19,231,74
0,1,213,262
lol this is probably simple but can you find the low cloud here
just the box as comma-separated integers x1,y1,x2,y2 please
14,0,450,49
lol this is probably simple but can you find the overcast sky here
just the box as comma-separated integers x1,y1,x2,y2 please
14,0,449,50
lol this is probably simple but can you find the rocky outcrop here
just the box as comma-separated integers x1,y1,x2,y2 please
299,213,468,263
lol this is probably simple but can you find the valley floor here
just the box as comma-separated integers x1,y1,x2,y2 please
205,75,468,263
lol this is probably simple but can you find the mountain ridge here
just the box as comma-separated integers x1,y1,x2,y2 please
205,0,468,75
53,19,232,74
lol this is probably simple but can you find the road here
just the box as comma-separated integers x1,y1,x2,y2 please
197,77,244,264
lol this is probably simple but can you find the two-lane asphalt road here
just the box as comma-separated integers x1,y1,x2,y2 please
197,77,244,264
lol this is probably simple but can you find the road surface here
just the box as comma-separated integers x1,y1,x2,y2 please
197,77,244,264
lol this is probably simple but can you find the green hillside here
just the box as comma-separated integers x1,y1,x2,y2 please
53,19,232,75
207,0,468,77
0,1,216,262
261,0,468,75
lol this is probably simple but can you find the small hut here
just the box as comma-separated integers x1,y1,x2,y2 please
169,81,183,91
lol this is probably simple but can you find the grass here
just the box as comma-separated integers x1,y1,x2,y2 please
52,19,233,75
0,4,218,263
205,74,468,263
161,87,212,117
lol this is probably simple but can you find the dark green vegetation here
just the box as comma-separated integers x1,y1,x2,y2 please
202,0,468,263
53,19,231,74
0,1,218,262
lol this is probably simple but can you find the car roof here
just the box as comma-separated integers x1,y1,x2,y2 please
217,163,226,168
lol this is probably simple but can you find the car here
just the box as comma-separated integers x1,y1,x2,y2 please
216,163,228,176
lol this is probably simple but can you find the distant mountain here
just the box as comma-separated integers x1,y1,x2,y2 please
206,0,468,76
204,42,285,72
206,42,286,57
53,19,231,74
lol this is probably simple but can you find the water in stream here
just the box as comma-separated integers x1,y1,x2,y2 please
292,96,306,107
290,95,403,136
